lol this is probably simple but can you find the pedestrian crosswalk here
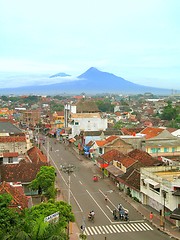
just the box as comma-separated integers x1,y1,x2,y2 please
84,222,153,236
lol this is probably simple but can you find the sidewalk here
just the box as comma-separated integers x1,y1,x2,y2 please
69,222,80,240
55,184,80,240
120,191,180,240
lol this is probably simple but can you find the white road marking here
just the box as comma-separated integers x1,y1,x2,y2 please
91,227,98,235
85,222,153,235
102,225,109,234
106,225,113,233
98,226,106,234
142,222,153,230
119,224,128,232
106,205,113,213
109,224,117,233
86,190,113,223
113,224,121,233
95,226,102,234
116,224,125,232
137,222,146,231
49,154,83,212
127,223,136,231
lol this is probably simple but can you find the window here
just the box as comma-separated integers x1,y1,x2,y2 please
151,148,156,153
172,147,176,152
157,148,161,153
164,148,169,153
149,184,160,193
75,122,79,125
99,148,103,154
116,161,121,169
8,157,13,163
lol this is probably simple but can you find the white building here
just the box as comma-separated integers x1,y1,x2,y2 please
68,112,108,138
140,165,180,227
64,101,108,138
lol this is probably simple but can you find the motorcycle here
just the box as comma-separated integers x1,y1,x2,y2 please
93,176,98,182
88,213,95,223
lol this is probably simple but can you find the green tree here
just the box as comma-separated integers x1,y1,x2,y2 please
113,120,134,129
23,201,74,240
0,194,23,238
50,101,64,113
0,193,74,240
95,100,114,112
1,95,9,101
29,166,56,200
160,101,178,121
0,193,12,207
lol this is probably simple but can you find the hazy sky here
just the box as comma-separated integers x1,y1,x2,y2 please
0,0,180,89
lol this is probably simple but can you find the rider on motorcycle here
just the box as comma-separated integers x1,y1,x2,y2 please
88,210,95,220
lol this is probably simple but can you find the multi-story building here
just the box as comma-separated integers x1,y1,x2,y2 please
140,165,180,227
64,100,108,138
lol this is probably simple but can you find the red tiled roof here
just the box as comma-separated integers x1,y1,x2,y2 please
0,136,26,143
100,149,123,163
3,152,19,157
73,96,84,99
95,136,118,147
55,111,64,116
128,149,160,166
116,154,137,168
0,160,48,183
118,169,140,191
27,146,47,163
0,181,29,209
105,135,118,143
96,140,106,147
86,140,94,147
0,147,48,183
100,149,137,168
115,112,121,116
0,118,16,123
140,127,164,139
121,128,143,135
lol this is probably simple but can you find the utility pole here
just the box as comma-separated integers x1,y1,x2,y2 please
162,190,166,230
46,137,50,165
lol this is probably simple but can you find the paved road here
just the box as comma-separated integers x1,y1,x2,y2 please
42,137,173,240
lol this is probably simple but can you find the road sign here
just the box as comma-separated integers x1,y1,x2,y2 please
44,212,59,223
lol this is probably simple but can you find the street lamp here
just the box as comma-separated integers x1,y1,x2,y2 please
61,164,75,237
61,164,75,204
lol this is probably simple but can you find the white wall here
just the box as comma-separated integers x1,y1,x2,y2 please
69,117,107,138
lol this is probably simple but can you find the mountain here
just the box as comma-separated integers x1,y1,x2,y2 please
49,72,71,78
0,67,177,95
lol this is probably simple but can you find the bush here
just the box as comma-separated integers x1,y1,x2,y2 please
79,233,87,239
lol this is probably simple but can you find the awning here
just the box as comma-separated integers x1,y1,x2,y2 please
69,138,76,143
49,129,56,135
105,165,124,177
170,208,180,220
144,178,160,188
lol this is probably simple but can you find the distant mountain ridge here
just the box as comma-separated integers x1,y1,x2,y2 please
49,72,71,78
0,67,177,95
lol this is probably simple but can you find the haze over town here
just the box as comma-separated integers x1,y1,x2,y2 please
0,0,180,90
